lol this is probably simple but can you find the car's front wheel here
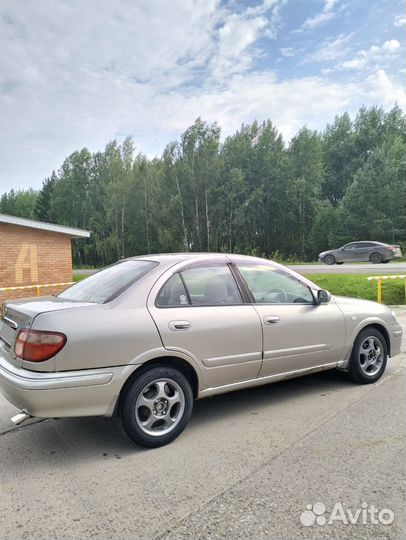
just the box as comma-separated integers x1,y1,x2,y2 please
323,254,335,265
121,366,193,447
347,328,387,384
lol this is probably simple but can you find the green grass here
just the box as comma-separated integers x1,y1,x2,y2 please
305,273,405,305
285,261,318,265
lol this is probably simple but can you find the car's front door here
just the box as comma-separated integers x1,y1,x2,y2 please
235,262,346,377
340,243,359,261
148,263,263,388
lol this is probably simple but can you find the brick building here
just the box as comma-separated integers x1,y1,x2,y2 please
0,214,90,303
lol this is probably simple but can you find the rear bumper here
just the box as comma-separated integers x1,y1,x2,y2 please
0,355,138,418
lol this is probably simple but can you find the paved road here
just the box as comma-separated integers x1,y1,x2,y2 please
290,262,406,275
0,309,405,540
74,262,406,276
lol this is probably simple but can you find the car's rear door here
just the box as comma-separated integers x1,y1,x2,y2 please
234,262,346,377
353,242,371,261
148,263,263,388
362,242,383,261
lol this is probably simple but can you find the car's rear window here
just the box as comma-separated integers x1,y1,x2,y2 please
58,260,157,303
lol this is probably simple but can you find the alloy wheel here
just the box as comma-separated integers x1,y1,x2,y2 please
135,378,185,436
358,336,384,377
324,255,335,265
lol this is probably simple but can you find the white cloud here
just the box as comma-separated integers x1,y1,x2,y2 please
159,70,405,138
365,69,406,108
340,39,401,70
245,0,280,16
280,47,295,57
302,11,335,30
341,58,367,70
0,0,288,190
308,33,354,62
394,14,406,26
210,14,268,80
381,39,401,53
324,0,339,10
301,0,338,30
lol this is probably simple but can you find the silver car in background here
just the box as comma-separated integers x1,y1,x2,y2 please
0,253,403,448
319,241,403,265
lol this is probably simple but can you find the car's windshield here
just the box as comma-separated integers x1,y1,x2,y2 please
58,260,157,303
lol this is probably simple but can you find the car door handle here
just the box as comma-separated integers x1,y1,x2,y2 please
169,321,191,331
263,316,280,325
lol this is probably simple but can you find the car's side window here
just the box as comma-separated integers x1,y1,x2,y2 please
156,265,243,307
180,265,243,306
237,264,314,304
156,273,190,307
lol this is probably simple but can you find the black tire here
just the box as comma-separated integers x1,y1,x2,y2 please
336,262,344,265
382,260,390,264
121,365,193,448
370,252,383,264
347,327,388,384
324,254,335,265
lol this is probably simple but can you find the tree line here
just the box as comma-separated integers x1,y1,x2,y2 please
1,105,405,266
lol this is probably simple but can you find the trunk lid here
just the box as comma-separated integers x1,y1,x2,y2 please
0,296,94,368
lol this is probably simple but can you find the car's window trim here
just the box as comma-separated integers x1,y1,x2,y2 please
154,262,246,308
228,263,254,303
178,272,192,305
232,262,317,306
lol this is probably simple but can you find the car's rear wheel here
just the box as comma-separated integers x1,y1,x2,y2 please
324,254,335,265
382,260,390,264
347,328,387,384
370,252,383,264
336,262,344,265
121,366,193,447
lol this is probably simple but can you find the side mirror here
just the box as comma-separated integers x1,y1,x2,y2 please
317,289,331,304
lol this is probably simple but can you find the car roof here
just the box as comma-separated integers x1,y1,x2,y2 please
124,252,273,266
346,241,385,245
126,252,227,263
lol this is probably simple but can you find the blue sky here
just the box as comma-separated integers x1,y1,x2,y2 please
0,0,405,192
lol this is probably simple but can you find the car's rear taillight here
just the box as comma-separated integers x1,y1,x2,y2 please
15,329,67,362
